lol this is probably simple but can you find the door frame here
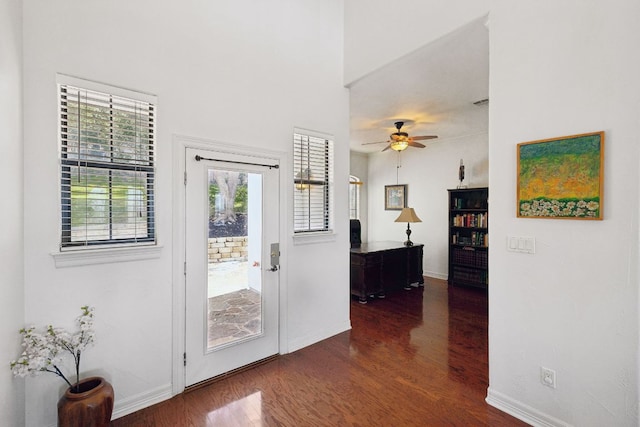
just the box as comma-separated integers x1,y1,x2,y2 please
171,134,289,395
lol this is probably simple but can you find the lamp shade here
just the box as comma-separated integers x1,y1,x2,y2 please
395,207,422,223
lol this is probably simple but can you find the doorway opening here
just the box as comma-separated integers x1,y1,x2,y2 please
182,144,281,388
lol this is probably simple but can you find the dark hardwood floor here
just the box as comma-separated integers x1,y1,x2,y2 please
112,278,527,426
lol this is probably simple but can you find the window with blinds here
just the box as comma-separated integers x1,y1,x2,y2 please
293,132,333,233
58,77,156,249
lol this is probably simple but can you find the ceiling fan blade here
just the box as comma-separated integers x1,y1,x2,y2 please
361,140,389,146
407,141,426,148
411,135,438,141
381,144,393,152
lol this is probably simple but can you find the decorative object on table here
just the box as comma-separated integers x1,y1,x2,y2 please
395,207,422,246
457,159,467,188
385,184,407,210
10,306,114,427
517,131,604,219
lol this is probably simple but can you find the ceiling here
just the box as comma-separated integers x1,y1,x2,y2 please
349,19,489,154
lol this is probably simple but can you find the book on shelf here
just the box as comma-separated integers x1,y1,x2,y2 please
452,232,488,247
451,212,487,228
452,196,487,211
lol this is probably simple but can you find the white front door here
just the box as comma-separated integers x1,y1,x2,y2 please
185,147,279,387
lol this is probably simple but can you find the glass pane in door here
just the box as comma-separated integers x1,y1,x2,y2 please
207,168,262,350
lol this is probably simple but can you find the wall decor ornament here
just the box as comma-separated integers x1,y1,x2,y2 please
457,159,466,188
385,184,407,210
517,131,604,219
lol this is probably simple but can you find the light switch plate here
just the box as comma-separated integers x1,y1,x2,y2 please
507,236,535,254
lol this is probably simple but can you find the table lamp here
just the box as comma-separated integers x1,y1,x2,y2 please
395,207,422,246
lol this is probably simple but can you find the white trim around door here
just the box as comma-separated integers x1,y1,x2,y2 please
172,134,289,395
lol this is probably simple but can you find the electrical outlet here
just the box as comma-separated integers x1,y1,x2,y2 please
540,367,556,389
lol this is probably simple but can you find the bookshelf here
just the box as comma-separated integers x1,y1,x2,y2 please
448,187,488,289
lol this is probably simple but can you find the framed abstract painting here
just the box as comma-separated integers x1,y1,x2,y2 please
517,131,604,220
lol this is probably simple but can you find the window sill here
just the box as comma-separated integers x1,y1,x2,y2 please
292,232,336,246
51,245,163,268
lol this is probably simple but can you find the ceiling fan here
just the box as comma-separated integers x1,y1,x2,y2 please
363,121,438,152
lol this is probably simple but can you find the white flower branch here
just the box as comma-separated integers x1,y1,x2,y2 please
10,306,95,392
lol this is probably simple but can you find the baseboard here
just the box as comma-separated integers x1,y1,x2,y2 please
424,271,447,280
486,387,571,427
287,320,351,353
111,383,173,420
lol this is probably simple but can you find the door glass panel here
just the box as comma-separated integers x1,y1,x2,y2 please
207,168,262,350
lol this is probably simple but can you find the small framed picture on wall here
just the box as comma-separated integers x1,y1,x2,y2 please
385,184,407,210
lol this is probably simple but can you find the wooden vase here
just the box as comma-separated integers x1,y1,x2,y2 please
57,376,114,427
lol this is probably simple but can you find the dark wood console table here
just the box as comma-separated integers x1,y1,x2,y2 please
350,241,424,304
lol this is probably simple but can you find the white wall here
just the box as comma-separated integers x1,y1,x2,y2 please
22,1,349,425
366,134,488,279
347,1,640,426
344,0,489,85
487,1,640,425
0,0,25,425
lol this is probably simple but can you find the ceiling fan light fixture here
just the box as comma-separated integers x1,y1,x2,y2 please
362,120,435,152
390,128,410,151
390,140,409,151
391,132,409,141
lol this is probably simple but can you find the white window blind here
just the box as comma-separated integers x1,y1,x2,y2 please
59,79,156,248
293,132,333,233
